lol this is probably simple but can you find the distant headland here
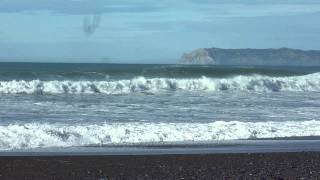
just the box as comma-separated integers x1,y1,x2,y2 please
179,47,320,66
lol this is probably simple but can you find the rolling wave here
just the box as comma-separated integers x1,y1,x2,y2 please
1,64,315,80
0,73,319,94
0,120,319,150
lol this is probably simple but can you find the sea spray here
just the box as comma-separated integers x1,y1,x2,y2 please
0,73,320,94
0,120,319,150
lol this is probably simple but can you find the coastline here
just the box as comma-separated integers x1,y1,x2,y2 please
0,140,320,179
1,139,320,156
1,152,319,179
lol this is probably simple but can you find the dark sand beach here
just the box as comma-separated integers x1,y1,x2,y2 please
0,152,320,179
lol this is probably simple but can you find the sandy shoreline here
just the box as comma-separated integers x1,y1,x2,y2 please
0,152,319,179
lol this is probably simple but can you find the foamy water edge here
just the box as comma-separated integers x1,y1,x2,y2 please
0,120,319,150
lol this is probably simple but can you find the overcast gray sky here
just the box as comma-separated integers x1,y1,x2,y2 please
0,0,320,63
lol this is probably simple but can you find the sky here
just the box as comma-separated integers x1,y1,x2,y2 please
0,0,320,63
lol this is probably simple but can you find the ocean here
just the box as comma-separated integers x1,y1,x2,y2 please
0,62,320,152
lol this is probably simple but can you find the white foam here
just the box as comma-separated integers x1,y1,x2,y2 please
0,120,320,150
0,73,319,94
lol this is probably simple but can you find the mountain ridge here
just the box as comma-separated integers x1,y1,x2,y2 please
179,47,320,66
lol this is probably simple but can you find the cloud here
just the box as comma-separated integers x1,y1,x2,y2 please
0,0,165,14
188,0,320,5
2,0,320,18
111,0,320,35
198,4,320,19
1,0,320,62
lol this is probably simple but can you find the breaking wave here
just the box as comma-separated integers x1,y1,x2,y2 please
1,120,320,150
0,73,319,94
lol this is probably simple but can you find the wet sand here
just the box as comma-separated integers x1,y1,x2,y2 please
0,152,320,179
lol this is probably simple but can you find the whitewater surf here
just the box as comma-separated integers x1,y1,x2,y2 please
0,63,320,151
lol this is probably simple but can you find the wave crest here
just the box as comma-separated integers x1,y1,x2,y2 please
0,73,319,94
0,120,319,150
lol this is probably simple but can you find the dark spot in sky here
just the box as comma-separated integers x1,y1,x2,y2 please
83,15,101,36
